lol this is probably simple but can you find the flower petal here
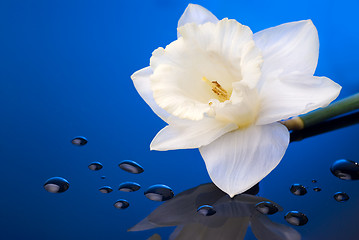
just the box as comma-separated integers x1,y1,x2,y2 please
150,117,238,151
251,214,301,240
254,20,319,76
177,4,219,38
256,74,341,125
131,67,170,122
199,123,289,197
151,19,262,121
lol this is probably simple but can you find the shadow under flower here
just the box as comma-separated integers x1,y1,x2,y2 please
129,183,300,240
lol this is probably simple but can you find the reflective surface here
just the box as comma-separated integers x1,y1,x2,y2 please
1,0,359,239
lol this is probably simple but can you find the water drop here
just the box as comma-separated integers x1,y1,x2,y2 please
88,162,103,171
284,211,308,226
311,179,317,183
290,184,307,196
144,184,174,201
118,182,141,192
114,199,130,209
330,159,359,180
118,160,144,174
101,176,106,179
99,186,113,193
255,201,279,215
334,192,349,202
197,205,216,216
44,177,70,193
71,136,88,146
313,187,322,192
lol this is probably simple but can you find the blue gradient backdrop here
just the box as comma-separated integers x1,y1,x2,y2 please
1,0,358,239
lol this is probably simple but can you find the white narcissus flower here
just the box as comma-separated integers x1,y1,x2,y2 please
131,4,341,197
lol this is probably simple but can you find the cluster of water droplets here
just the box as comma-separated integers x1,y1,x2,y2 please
43,136,175,211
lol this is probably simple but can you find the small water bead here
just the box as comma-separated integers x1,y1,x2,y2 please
88,162,103,171
330,159,359,180
284,211,308,226
71,136,88,146
44,177,70,193
114,199,130,209
334,192,349,202
197,205,216,216
290,184,307,196
311,179,317,183
118,160,144,174
255,201,279,215
118,182,141,192
313,187,322,192
144,184,174,201
101,176,106,179
99,186,113,193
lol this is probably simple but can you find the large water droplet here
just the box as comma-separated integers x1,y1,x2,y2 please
334,192,349,202
71,136,88,146
290,184,307,196
118,182,141,192
255,201,279,215
144,184,174,201
44,177,70,193
118,160,144,174
284,211,308,226
197,205,216,216
313,187,322,192
330,159,359,180
88,162,103,171
99,186,113,193
114,199,130,209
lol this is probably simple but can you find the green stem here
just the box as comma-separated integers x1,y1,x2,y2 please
300,93,359,128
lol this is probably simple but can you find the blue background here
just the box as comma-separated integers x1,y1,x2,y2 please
1,0,359,239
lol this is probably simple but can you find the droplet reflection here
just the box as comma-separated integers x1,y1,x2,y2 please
330,159,359,180
290,184,307,196
118,182,141,192
197,205,216,216
144,184,174,201
284,211,308,226
255,201,279,215
99,186,113,193
334,192,349,202
44,177,70,193
118,160,144,174
71,136,88,146
114,199,130,209
88,162,103,171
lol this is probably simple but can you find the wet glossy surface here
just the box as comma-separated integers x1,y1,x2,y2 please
43,177,70,193
284,211,308,226
144,184,174,201
334,192,350,202
118,160,144,174
118,182,141,192
1,0,359,239
330,159,359,180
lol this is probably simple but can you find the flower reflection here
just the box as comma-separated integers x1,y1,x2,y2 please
129,183,300,240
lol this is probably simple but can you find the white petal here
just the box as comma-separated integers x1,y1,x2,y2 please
131,67,170,122
254,20,319,77
256,74,341,125
151,19,262,121
151,117,238,151
177,4,219,38
199,123,289,197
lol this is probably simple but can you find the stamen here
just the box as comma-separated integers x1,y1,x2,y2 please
202,77,229,102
